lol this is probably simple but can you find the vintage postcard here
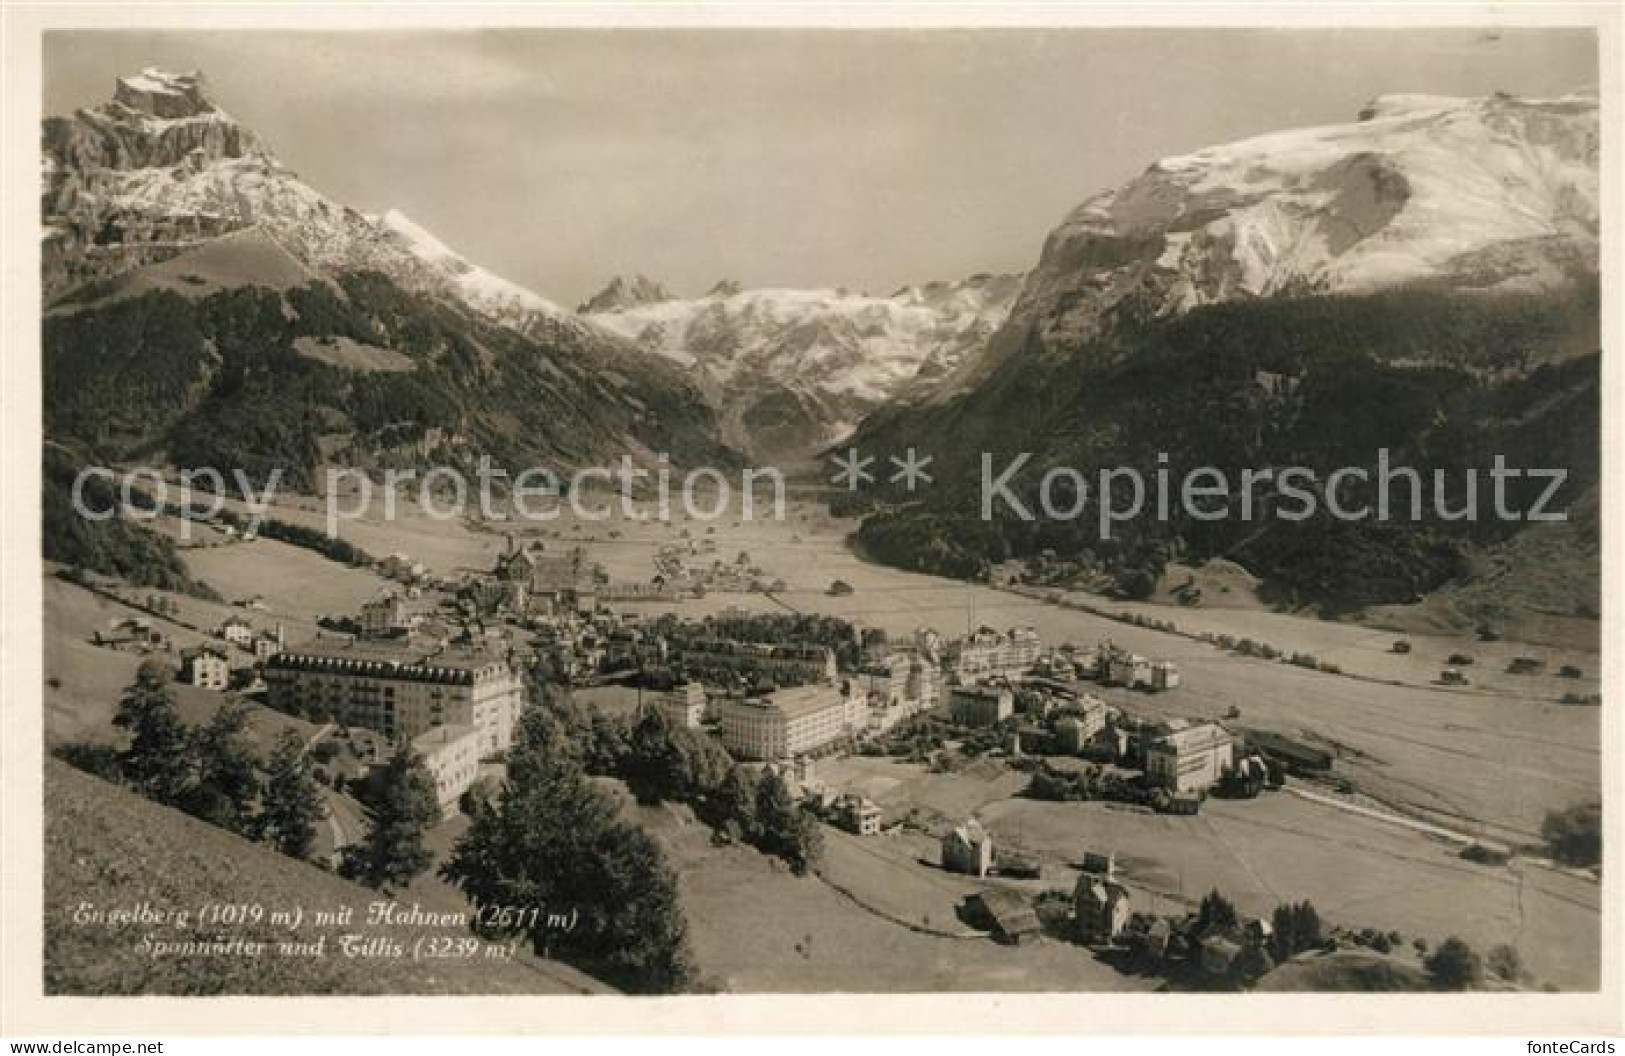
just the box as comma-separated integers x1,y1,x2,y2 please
1,1,1619,1039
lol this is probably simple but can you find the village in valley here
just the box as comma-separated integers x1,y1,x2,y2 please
47,482,1604,994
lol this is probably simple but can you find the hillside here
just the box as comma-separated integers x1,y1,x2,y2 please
43,759,610,995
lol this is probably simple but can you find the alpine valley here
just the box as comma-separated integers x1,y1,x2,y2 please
42,70,1600,631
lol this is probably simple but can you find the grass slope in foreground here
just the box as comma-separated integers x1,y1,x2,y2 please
43,759,609,996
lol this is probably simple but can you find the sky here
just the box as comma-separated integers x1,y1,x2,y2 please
44,29,1597,307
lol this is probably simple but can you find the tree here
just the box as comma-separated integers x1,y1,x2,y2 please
1425,936,1483,990
714,764,758,840
1195,889,1239,939
1541,802,1601,868
261,729,327,859
341,750,441,892
184,699,262,834
112,660,191,805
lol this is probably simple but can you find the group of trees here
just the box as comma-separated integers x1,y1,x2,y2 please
44,447,219,599
644,611,872,674
1025,762,1149,806
57,660,326,861
441,707,696,993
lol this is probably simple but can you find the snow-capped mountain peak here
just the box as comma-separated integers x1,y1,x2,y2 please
579,274,674,313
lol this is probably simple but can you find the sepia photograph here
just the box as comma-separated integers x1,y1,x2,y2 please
1,1,1619,1043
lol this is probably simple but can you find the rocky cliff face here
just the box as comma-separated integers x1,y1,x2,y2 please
583,273,1023,459
41,68,592,351
579,274,674,313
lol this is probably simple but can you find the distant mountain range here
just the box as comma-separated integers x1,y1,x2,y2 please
42,67,1024,467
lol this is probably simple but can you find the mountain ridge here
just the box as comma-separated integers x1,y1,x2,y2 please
584,273,1024,459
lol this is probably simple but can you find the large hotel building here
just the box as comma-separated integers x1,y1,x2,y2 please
717,684,854,761
264,635,523,759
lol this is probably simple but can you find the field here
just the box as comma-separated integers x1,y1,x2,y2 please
581,501,1599,844
42,571,318,750
626,796,1151,993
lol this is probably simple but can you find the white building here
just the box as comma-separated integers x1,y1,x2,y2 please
252,623,286,663
1146,722,1235,794
180,646,230,690
411,723,483,812
219,617,253,648
361,594,407,638
948,684,1013,727
265,635,522,757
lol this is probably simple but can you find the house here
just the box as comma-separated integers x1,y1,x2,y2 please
887,650,943,712
252,623,286,663
1146,722,1235,794
835,795,882,836
1074,853,1133,945
963,890,1042,945
950,626,1043,684
265,635,522,757
180,646,230,690
1052,696,1109,754
1150,660,1181,691
948,685,1013,728
361,594,407,638
941,819,995,877
1104,651,1152,689
1241,916,1275,950
409,722,483,812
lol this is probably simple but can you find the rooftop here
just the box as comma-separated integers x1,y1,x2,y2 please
269,634,510,681
412,723,479,751
735,684,845,720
